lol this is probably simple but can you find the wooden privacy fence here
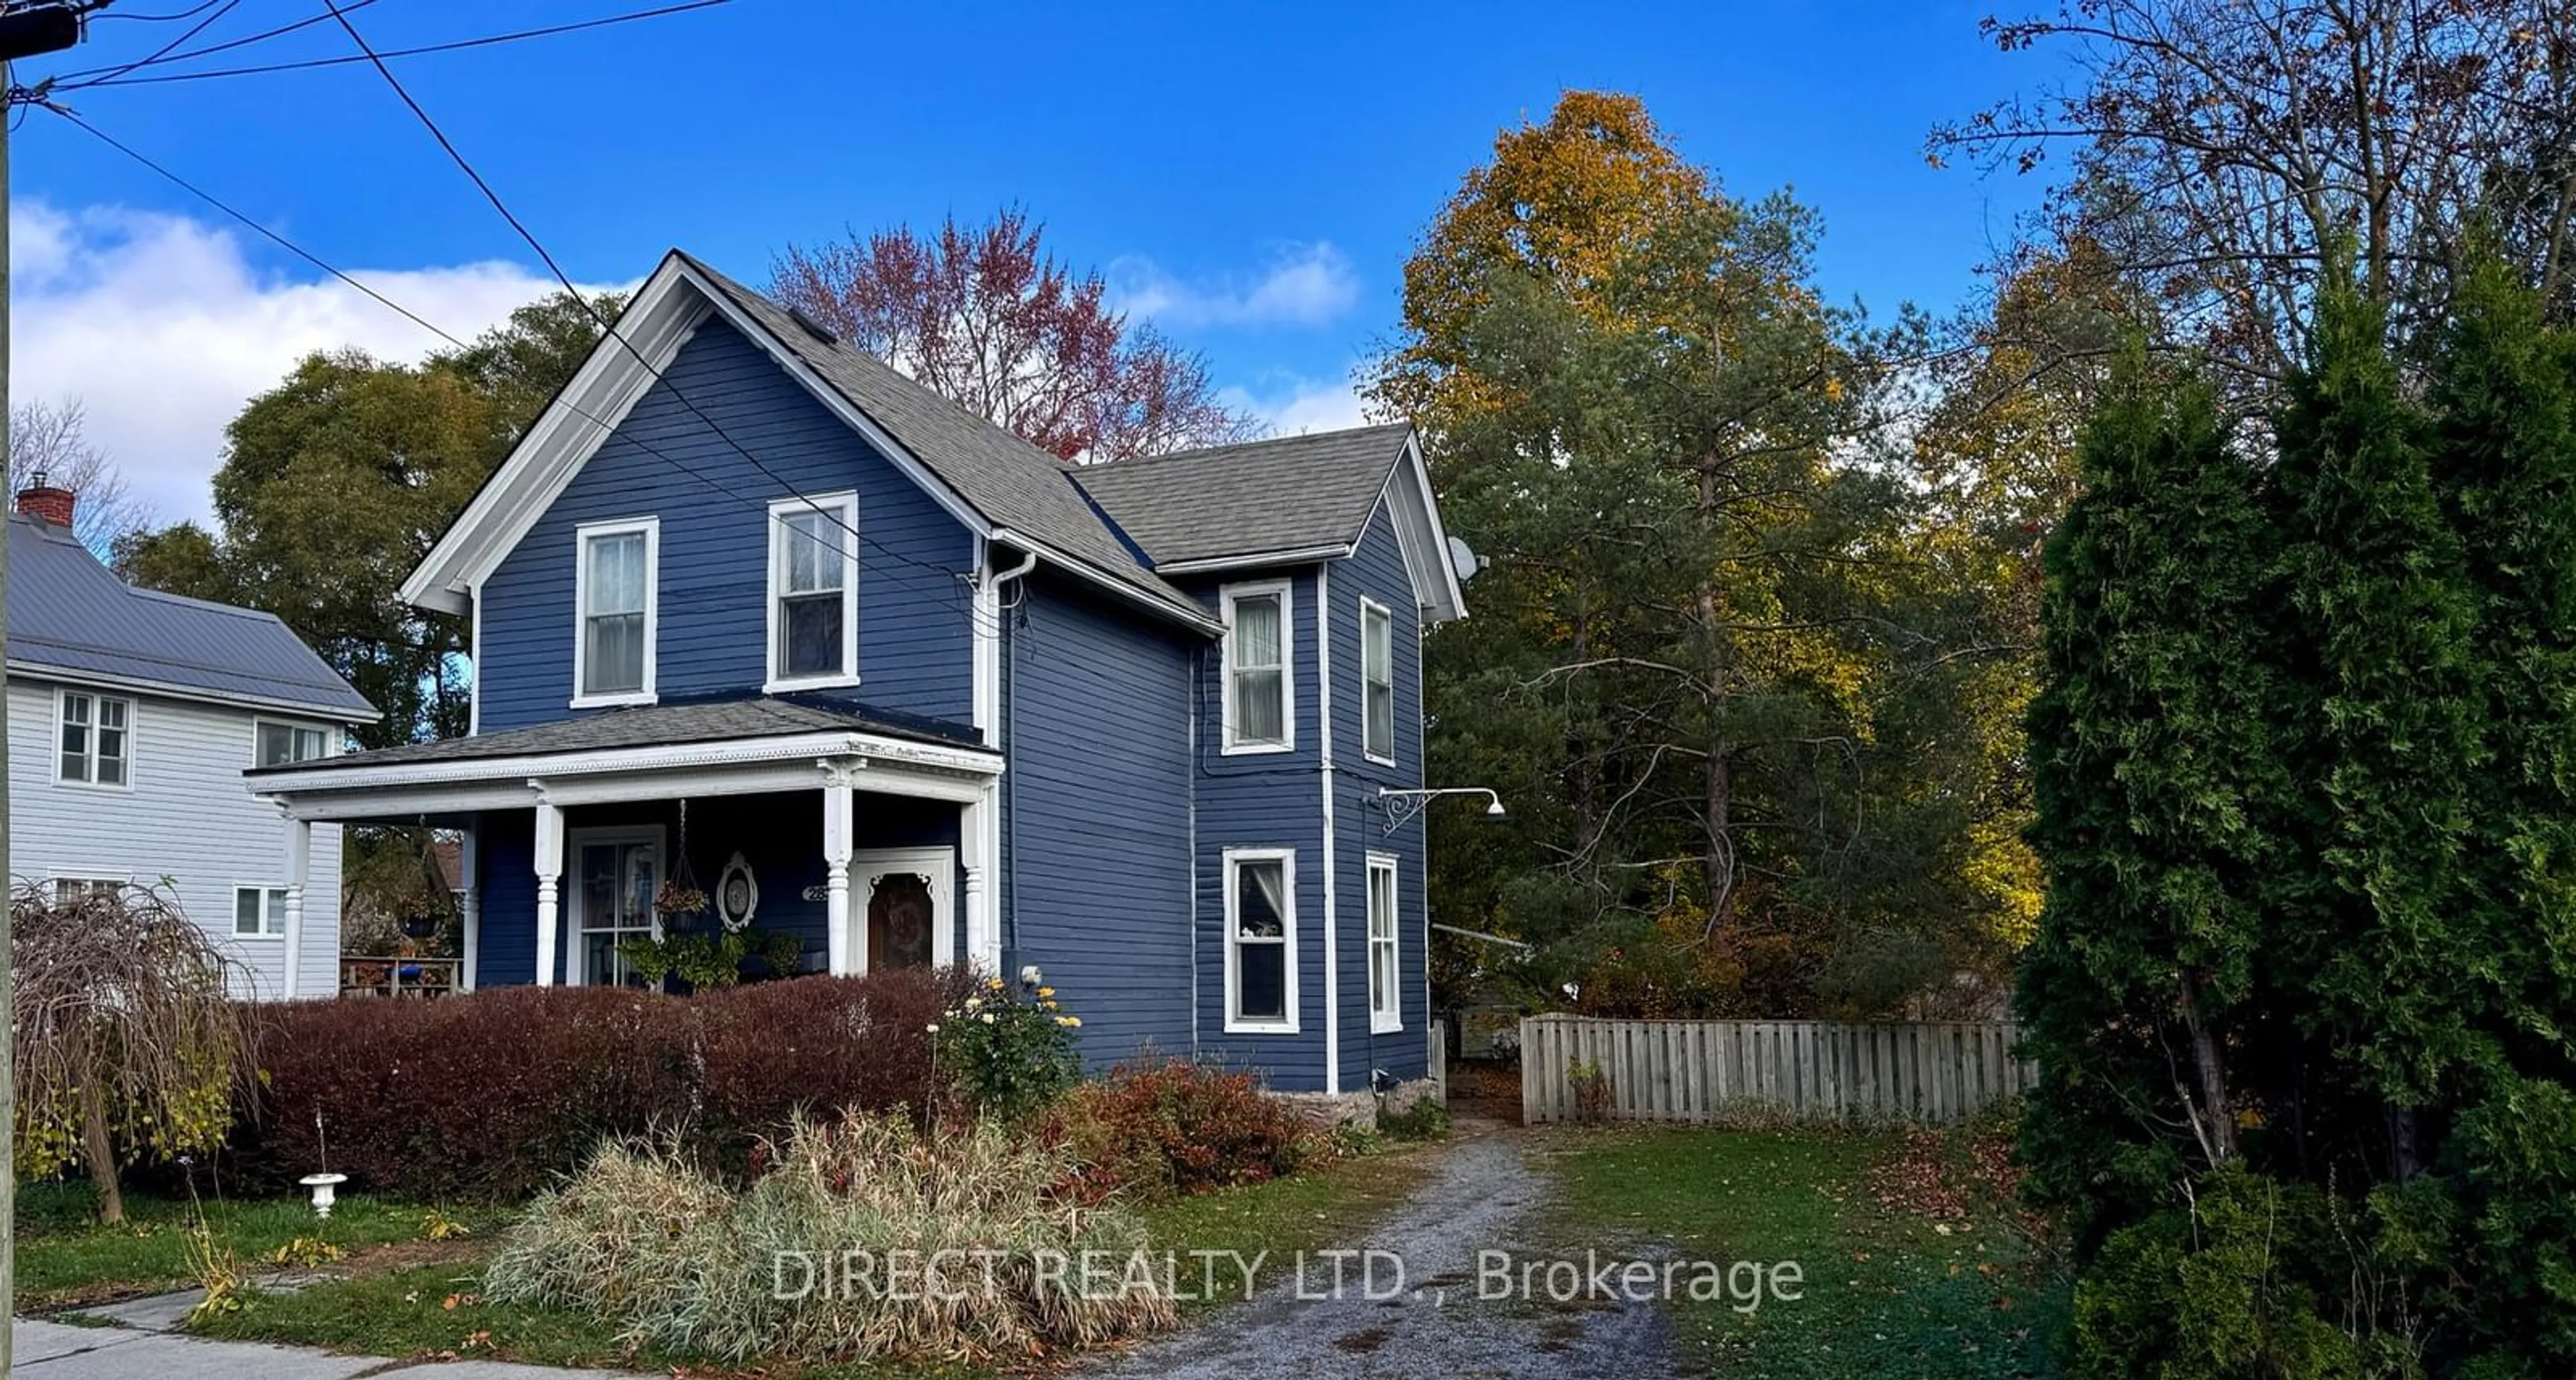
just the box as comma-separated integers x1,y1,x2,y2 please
1521,1015,2035,1126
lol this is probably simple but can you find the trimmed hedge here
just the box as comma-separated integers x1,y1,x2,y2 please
233,969,975,1201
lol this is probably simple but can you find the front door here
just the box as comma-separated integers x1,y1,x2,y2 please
851,847,954,973
570,828,662,987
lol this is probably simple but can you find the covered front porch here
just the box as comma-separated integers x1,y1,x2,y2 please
248,699,1006,992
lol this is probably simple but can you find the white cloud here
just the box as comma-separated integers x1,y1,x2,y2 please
1111,242,1360,329
9,201,620,524
1222,374,1373,437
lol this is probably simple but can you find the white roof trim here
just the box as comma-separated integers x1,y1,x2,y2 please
1380,432,1467,623
247,726,1002,795
9,660,382,723
1151,543,1358,576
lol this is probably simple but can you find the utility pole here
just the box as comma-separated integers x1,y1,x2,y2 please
0,12,91,1371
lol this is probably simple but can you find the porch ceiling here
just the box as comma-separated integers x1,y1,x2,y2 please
248,698,1000,822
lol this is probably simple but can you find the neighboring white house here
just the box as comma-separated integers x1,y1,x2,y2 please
4,479,378,999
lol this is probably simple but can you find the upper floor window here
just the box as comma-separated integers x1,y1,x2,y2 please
767,492,859,689
256,721,331,767
58,691,131,786
1222,580,1292,753
574,517,657,706
1360,597,1395,763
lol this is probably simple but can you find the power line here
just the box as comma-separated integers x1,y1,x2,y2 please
66,0,235,89
88,0,228,23
311,0,982,607
51,0,384,83
46,105,991,627
69,1,732,89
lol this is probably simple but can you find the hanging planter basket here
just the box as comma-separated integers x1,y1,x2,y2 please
655,799,710,920
399,912,442,941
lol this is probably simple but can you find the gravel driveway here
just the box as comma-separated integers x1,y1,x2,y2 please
1084,1118,1675,1380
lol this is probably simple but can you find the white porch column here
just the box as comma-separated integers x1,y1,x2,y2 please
533,799,564,987
823,786,855,975
960,790,991,971
281,815,311,1000
458,827,480,993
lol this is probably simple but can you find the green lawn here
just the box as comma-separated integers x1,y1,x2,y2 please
1534,1124,2068,1379
13,1179,506,1312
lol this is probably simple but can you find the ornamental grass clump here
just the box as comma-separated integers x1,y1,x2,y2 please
483,1108,1175,1365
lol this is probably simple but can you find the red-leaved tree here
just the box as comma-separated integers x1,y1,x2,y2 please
771,209,1260,462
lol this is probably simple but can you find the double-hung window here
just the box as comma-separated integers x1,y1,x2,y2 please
1222,582,1292,753
234,886,288,939
58,691,130,786
766,492,859,688
256,721,331,767
1225,848,1297,1032
574,518,657,705
1360,598,1395,763
1366,853,1401,1032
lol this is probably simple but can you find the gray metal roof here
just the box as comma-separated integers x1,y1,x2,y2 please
674,254,1210,626
253,695,975,774
5,514,378,719
1069,423,1413,567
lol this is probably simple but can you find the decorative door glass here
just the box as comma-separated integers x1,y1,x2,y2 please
867,872,935,970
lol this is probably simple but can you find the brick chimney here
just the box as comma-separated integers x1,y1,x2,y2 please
15,471,75,528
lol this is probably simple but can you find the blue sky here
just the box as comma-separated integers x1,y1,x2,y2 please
9,0,2061,520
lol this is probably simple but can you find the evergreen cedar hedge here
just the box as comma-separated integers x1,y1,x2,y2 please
231,969,977,1201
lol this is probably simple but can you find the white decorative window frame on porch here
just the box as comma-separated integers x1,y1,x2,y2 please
252,727,1004,989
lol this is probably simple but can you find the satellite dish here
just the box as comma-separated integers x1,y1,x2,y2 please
1446,535,1485,583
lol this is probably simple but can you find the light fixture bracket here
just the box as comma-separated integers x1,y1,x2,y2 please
1375,786,1503,835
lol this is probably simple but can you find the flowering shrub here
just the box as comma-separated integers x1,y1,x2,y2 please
1049,1058,1313,1203
931,978,1083,1122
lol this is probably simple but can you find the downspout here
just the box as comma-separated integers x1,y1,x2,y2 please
991,547,1039,961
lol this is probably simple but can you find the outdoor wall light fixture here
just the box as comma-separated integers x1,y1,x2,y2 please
1376,787,1506,835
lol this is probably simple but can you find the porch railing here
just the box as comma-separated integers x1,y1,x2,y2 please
339,955,462,999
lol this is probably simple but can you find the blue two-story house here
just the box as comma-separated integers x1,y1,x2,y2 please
248,250,1466,1095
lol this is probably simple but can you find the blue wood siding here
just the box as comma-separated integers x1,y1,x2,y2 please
1006,572,1197,1066
1179,567,1332,1090
476,319,975,731
1328,500,1428,1085
469,791,959,988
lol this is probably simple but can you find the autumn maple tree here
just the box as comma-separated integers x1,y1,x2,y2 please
771,209,1257,462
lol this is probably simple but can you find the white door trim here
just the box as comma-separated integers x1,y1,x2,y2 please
849,845,956,972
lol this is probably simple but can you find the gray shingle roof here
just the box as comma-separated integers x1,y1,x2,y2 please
5,514,377,719
1069,423,1413,568
252,695,977,774
674,254,1209,626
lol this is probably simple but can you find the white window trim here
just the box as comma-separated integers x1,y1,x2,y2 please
570,516,660,709
1366,852,1402,1033
1220,580,1295,755
232,884,289,941
1222,846,1299,1034
562,825,667,988
53,687,133,791
763,490,862,693
252,717,337,768
1358,595,1397,767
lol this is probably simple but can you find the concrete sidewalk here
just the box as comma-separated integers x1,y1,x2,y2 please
13,1317,632,1377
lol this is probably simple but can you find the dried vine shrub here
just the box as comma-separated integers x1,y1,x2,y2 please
11,882,251,1222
